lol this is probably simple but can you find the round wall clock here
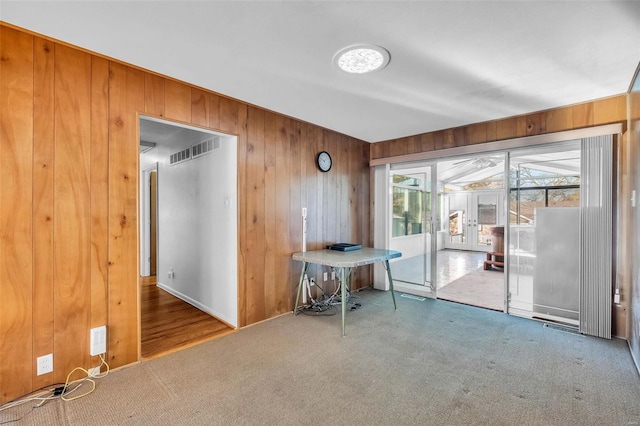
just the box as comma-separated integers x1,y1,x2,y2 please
317,151,332,172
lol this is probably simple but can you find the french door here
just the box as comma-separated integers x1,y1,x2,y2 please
445,191,503,252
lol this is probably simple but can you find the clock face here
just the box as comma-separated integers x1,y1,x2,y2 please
317,151,332,172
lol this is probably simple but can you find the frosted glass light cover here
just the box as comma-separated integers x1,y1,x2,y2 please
334,45,390,74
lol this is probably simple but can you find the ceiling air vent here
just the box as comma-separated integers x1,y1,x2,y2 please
169,147,191,166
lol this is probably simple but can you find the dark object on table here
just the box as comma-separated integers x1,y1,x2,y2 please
326,243,362,252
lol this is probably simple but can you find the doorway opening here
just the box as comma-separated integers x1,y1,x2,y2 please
139,116,237,358
435,154,506,310
386,153,506,311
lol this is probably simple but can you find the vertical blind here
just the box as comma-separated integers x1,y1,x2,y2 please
579,135,614,339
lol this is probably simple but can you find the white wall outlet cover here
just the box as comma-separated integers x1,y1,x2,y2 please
90,326,107,356
37,353,53,376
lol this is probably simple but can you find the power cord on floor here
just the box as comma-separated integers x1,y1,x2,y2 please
61,353,110,401
0,354,110,424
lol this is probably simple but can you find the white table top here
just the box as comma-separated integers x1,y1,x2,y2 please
292,247,402,268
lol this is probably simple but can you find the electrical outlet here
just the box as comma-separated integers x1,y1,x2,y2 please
309,278,315,287
88,366,101,377
90,326,107,356
331,270,336,280
37,354,53,376
323,272,328,281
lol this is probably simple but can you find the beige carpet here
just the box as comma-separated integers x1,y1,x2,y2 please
438,267,504,311
2,288,639,425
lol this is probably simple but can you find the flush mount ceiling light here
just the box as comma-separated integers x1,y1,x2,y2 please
333,44,390,74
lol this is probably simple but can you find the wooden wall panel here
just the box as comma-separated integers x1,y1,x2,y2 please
245,107,266,324
288,121,303,309
389,139,405,157
453,127,466,147
418,133,435,152
263,111,278,318
207,93,221,130
272,116,290,314
525,112,547,136
545,105,573,133
90,57,109,348
144,73,165,117
486,120,497,142
349,138,363,288
32,36,55,390
443,129,455,149
235,103,249,326
53,45,92,382
0,26,35,402
337,134,350,242
218,97,240,134
108,62,145,368
312,125,325,289
190,87,209,127
370,142,385,160
323,130,338,248
572,103,593,128
594,95,627,125
467,123,487,145
496,117,518,141
433,131,445,150
164,80,191,122
631,91,640,120
303,122,321,290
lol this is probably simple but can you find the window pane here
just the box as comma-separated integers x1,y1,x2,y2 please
548,188,580,207
392,187,424,237
448,210,466,243
510,189,544,224
392,174,423,189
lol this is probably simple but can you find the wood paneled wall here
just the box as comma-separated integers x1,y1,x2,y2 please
0,24,371,404
371,95,627,161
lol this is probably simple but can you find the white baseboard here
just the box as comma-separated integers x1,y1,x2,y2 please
156,282,234,328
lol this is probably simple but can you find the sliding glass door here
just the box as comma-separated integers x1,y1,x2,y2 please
388,164,437,297
507,141,582,324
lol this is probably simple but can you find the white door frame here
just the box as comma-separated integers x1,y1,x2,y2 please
374,163,438,298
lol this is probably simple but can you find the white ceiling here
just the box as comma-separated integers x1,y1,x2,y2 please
3,1,639,143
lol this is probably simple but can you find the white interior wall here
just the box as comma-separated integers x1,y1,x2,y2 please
158,137,238,327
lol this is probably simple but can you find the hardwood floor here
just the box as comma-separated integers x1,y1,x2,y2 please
141,276,234,359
